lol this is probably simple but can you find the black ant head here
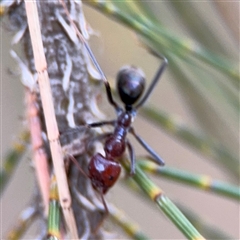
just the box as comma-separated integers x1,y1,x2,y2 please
117,66,145,107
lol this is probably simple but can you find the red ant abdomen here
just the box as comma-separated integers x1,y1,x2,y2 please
88,153,121,194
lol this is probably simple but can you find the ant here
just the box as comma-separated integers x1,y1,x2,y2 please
68,54,168,232
59,0,168,230
87,56,168,196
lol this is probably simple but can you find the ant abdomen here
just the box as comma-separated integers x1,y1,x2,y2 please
88,153,121,194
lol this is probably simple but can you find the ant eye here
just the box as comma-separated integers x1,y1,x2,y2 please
108,175,114,181
117,66,145,106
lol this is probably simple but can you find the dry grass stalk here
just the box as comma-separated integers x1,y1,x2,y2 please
24,1,78,237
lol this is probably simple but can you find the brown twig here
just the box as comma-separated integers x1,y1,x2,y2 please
24,1,78,238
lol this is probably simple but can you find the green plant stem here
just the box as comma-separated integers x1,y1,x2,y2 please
122,158,206,240
138,160,240,201
47,175,61,239
123,178,233,239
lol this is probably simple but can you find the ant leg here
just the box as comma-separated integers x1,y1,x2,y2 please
129,127,165,166
62,120,115,135
86,43,120,111
104,81,121,112
93,190,109,234
67,154,89,178
135,55,168,109
126,140,136,175
87,120,115,128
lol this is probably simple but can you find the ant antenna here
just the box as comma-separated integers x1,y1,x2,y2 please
92,190,109,234
135,54,168,109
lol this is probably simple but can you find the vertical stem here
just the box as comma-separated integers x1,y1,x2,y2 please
24,1,78,238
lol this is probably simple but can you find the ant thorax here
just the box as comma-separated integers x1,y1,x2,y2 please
116,111,132,128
